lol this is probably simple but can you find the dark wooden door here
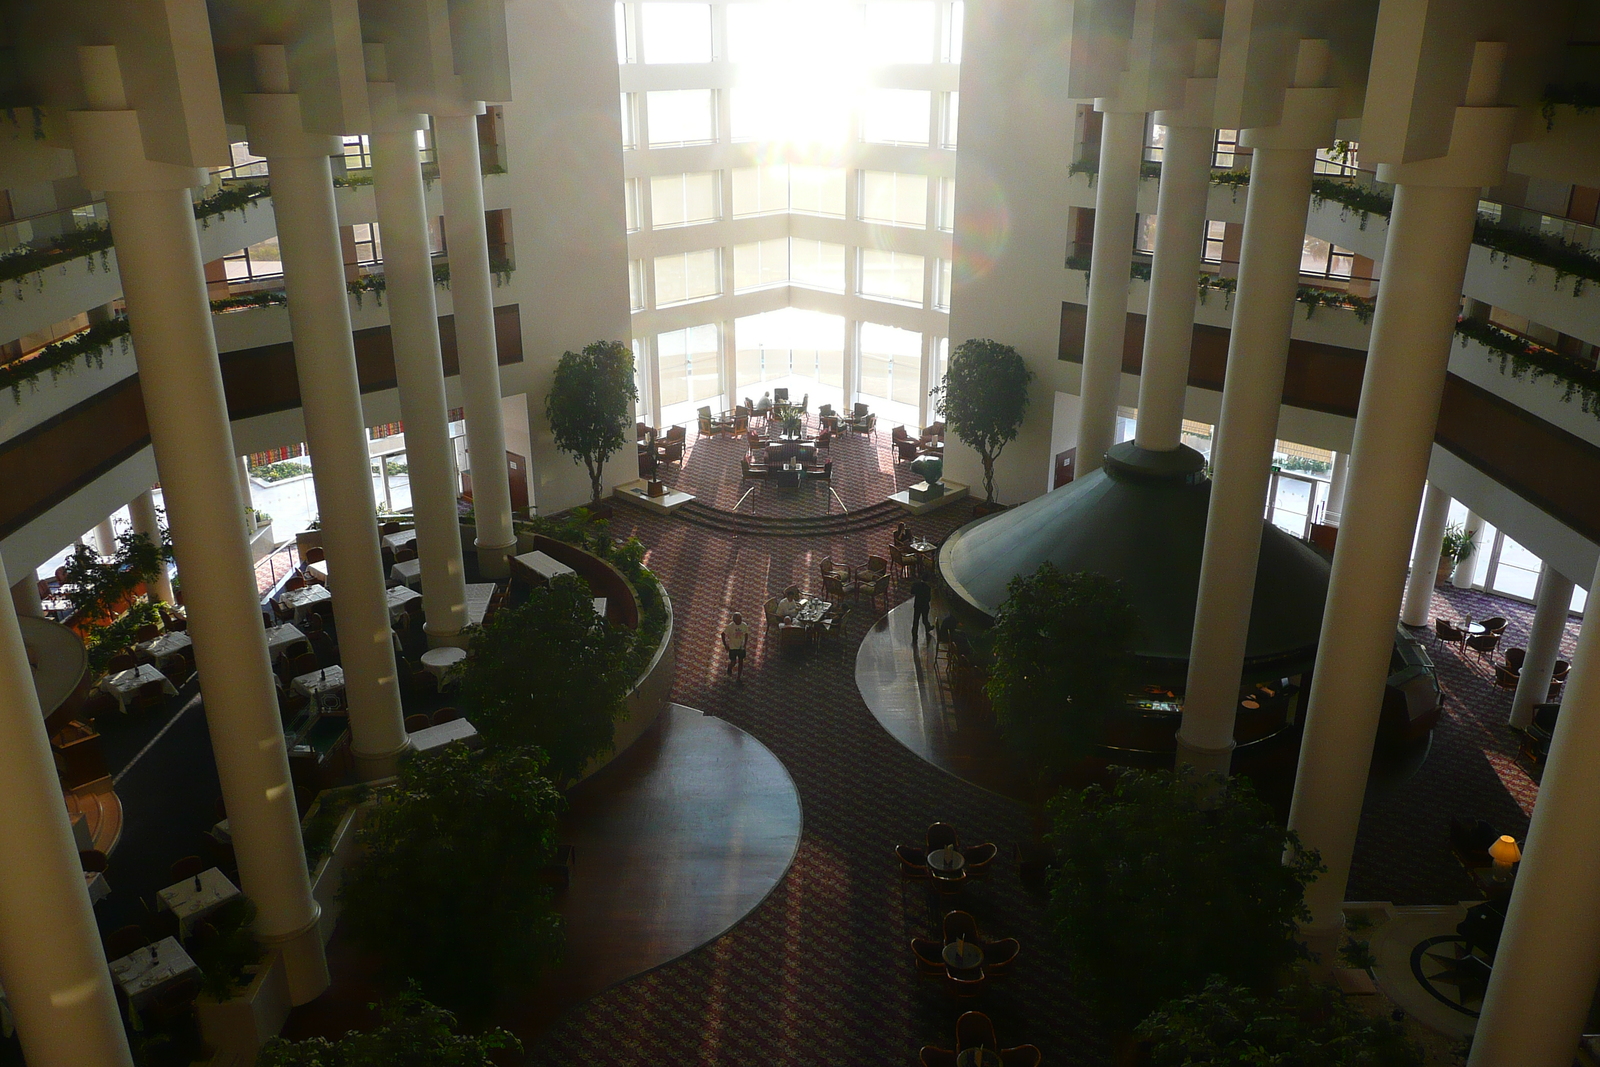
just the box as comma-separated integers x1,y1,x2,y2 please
507,451,529,512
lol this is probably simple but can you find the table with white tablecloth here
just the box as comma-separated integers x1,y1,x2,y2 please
135,630,192,666
511,550,575,582
157,867,241,938
265,622,306,658
109,937,200,1009
382,530,417,552
98,663,179,713
305,559,330,585
420,646,466,692
389,558,423,588
464,582,496,625
291,665,346,703
277,584,332,623
408,716,479,753
386,585,423,620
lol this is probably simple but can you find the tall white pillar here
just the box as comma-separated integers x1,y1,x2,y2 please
1286,76,1516,945
368,70,469,644
1509,564,1575,729
0,553,133,1067
1134,110,1214,451
1451,509,1483,587
434,107,516,578
9,571,45,619
1399,483,1451,627
128,489,175,605
1322,450,1350,526
1075,107,1145,478
1176,52,1337,776
1469,559,1600,1067
91,518,116,558
69,45,328,1003
246,57,409,775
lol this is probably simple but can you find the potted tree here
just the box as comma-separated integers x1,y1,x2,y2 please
936,338,1032,512
1439,523,1476,584
257,986,520,1065
546,340,639,510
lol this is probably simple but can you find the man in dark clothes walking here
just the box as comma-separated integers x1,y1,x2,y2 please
910,576,933,640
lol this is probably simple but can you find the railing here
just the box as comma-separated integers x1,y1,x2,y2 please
1477,200,1600,256
0,202,109,258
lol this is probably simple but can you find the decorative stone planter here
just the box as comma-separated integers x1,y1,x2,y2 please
293,529,322,559
196,950,291,1067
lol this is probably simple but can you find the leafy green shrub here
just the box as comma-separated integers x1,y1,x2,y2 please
1048,770,1324,1031
300,784,373,869
458,577,637,782
936,338,1033,504
340,745,564,1009
1137,972,1421,1066
255,985,520,1066
987,564,1139,787
192,898,265,1001
249,460,311,483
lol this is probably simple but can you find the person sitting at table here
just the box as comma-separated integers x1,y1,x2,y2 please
775,587,803,618
754,391,772,415
893,522,913,547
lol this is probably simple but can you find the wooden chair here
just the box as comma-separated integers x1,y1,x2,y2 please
943,911,981,944
80,689,118,725
1553,660,1571,681
927,822,960,851
381,521,404,535
135,623,160,642
919,1048,958,1067
890,546,919,578
1506,647,1526,671
1494,664,1521,690
304,547,326,564
1435,619,1465,647
396,546,418,563
1481,616,1509,634
302,612,324,632
961,841,999,877
896,844,929,880
956,1012,999,1055
911,937,946,976
983,938,1020,975
283,572,306,592
131,680,168,715
658,439,685,466
168,855,207,882
824,573,861,605
405,714,432,732
858,571,890,612
1465,631,1501,659
896,438,921,463
107,652,137,673
778,623,810,652
289,652,321,678
763,597,784,632
432,706,463,726
310,631,339,668
104,925,147,962
1000,1045,1042,1066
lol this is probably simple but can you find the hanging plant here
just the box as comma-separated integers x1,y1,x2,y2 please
1308,177,1394,231
1455,316,1600,416
1540,82,1600,130
193,182,270,228
2,316,132,403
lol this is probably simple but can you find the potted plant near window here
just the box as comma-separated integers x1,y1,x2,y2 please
1439,523,1476,584
546,340,639,514
936,338,1033,514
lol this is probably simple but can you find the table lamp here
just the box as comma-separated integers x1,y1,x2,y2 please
1489,834,1521,873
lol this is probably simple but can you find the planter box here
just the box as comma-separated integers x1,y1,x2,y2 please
197,950,290,1066
293,529,322,559
308,798,376,943
248,523,276,563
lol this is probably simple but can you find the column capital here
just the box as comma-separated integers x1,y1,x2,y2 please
1239,86,1338,152
243,94,343,161
1154,78,1217,130
430,99,487,120
367,81,427,136
67,111,206,193
1375,107,1517,189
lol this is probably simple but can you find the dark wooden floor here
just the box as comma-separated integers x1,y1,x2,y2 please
513,704,802,1035
856,602,1026,801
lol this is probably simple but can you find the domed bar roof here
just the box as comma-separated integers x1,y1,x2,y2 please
938,442,1331,686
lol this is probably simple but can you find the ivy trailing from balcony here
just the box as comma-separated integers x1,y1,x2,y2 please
1455,316,1600,416
1309,177,1393,230
193,183,271,227
1473,220,1600,298
346,256,516,308
2,105,46,140
1540,82,1600,130
1066,256,1374,324
1067,158,1164,185
0,224,115,300
1,315,131,403
210,290,288,313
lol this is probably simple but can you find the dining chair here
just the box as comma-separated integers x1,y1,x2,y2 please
911,937,946,976
943,911,981,944
432,706,463,726
1000,1045,1042,1066
961,841,999,877
131,679,168,715
396,546,418,563
1494,664,1520,690
824,573,861,605
896,845,929,880
103,924,148,962
858,571,890,612
956,1011,999,1052
982,938,1020,975
926,822,961,851
304,547,326,564
405,713,432,732
1465,631,1501,659
763,597,784,632
779,623,810,652
918,1048,959,1067
135,623,160,643
107,652,137,673
1553,660,1571,681
168,855,207,883
947,969,987,998
283,572,306,592
1435,619,1465,647
381,521,403,535
1480,616,1509,634
289,652,321,678
1505,647,1526,671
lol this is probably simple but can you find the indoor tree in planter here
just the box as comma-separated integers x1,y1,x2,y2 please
456,576,638,783
1047,770,1324,1057
340,745,565,1011
256,985,520,1065
935,338,1033,506
1439,522,1476,584
546,340,639,504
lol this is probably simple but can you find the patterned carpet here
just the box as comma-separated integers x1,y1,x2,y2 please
525,495,1100,1064
1346,583,1579,905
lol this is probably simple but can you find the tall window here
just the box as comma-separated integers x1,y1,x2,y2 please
858,322,924,422
654,249,721,306
943,1,964,62
935,258,953,310
791,240,847,291
624,179,642,232
222,237,283,283
657,323,721,421
735,307,845,409
1202,220,1226,263
650,172,719,228
646,89,716,146
614,2,637,63
862,2,937,63
1213,129,1240,168
862,89,931,145
620,93,639,150
340,135,372,173
732,164,791,217
859,249,925,304
790,166,847,216
641,3,713,63
1134,214,1157,254
1300,236,1354,280
629,260,645,310
351,223,382,267
734,239,790,291
860,171,929,228
938,177,956,231
940,92,960,148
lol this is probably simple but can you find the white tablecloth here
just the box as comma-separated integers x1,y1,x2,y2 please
265,623,306,657
278,584,332,623
305,560,330,585
382,530,417,551
386,585,423,619
157,867,241,938
109,937,199,1009
420,646,466,692
464,582,496,625
291,665,346,702
513,550,575,581
136,631,192,664
409,717,479,752
99,664,179,712
390,558,423,587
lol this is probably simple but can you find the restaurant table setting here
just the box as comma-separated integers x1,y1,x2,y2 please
385,585,423,619
421,646,467,692
389,558,423,587
409,716,480,753
957,1049,1002,1067
109,937,200,1009
98,663,179,712
793,598,832,626
291,665,346,702
157,867,241,938
381,530,417,552
927,844,966,879
278,583,333,622
136,630,192,664
265,622,307,657
464,582,496,625
513,550,576,582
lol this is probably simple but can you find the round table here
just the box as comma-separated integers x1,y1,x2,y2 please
943,940,983,970
1462,622,1488,636
421,646,467,692
927,847,966,878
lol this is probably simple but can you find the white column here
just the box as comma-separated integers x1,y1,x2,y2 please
434,107,516,577
1176,63,1336,775
1287,85,1516,944
1469,558,1600,1067
1075,107,1144,477
68,45,328,1003
0,552,133,1067
238,457,257,535
91,518,116,557
128,489,174,605
10,572,45,619
246,66,409,775
1399,483,1451,627
1451,509,1483,587
1134,119,1213,451
1322,450,1350,526
1509,564,1575,729
368,75,469,644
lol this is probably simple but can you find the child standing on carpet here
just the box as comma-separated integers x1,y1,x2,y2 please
722,611,751,680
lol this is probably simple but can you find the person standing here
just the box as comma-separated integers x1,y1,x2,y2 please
910,576,933,641
722,611,751,680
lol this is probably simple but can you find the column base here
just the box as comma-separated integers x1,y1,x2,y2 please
1174,736,1235,780
474,537,517,579
352,739,412,780
424,620,468,650
257,905,329,1005
1297,914,1346,974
